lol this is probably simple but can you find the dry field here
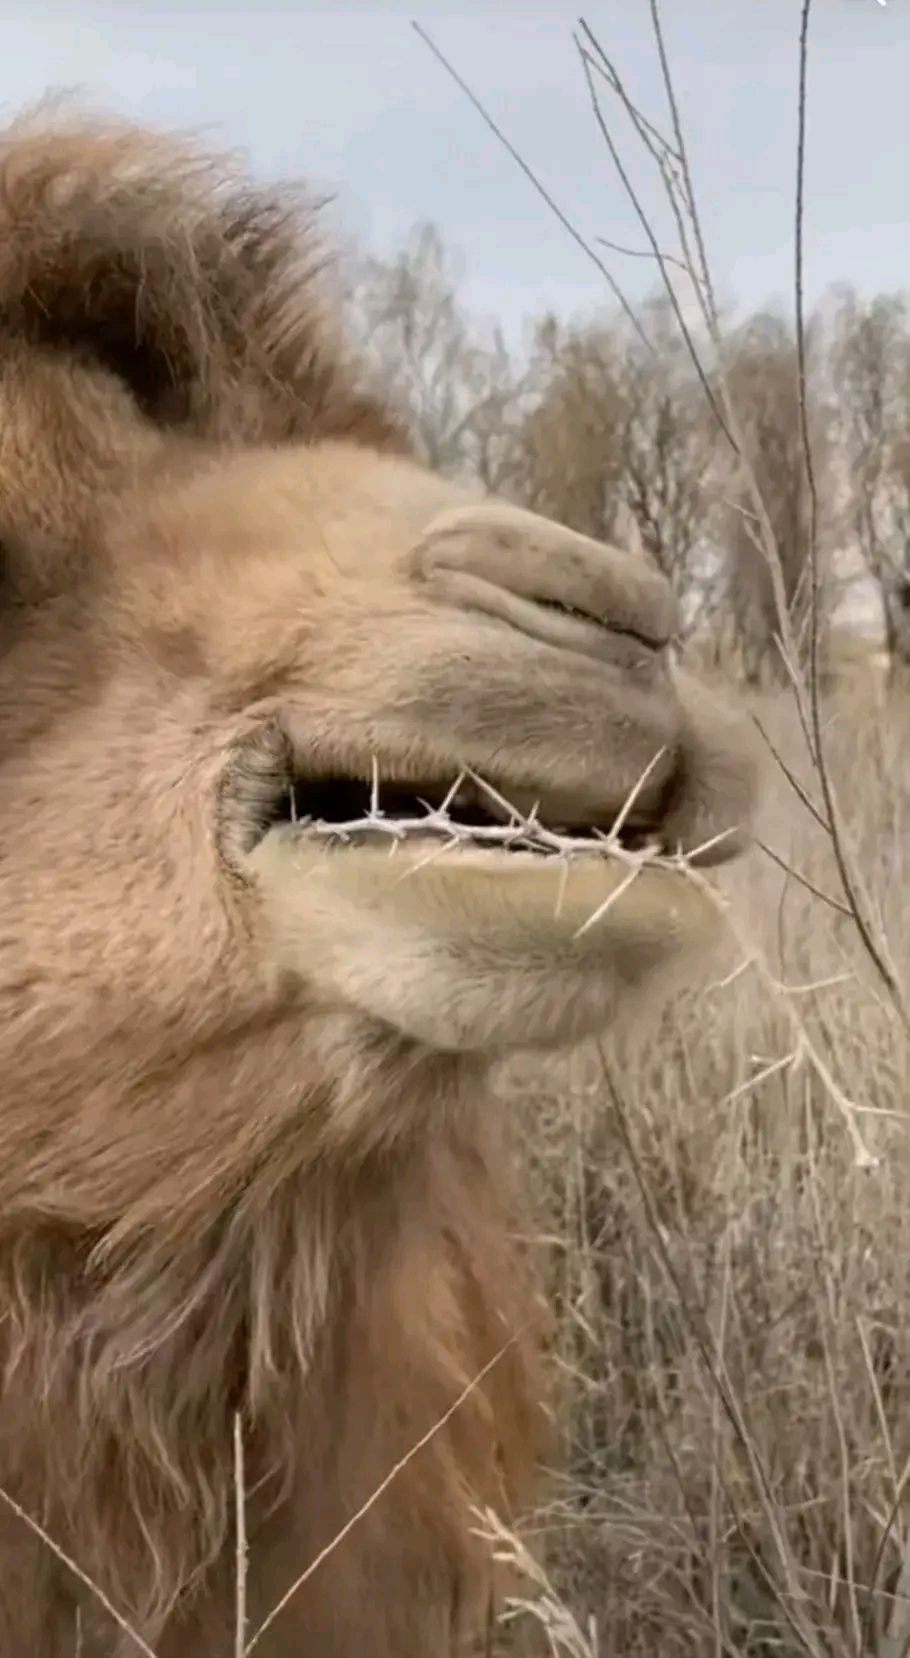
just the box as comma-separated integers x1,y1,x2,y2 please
494,668,910,1657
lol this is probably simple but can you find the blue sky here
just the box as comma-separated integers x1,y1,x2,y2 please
2,2,909,341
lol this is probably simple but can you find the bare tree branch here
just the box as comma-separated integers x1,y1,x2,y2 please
794,0,906,1020
413,21,652,352
573,30,733,448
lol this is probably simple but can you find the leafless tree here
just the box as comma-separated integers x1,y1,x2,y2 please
830,286,910,667
507,300,718,619
507,313,630,544
615,296,719,613
719,309,833,681
349,222,523,487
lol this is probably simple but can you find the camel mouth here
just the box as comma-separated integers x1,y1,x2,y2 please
267,770,662,860
237,732,738,1050
219,721,744,874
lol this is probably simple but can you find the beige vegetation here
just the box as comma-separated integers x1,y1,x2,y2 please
346,17,910,1651
0,105,759,1657
495,687,910,1656
350,270,910,1655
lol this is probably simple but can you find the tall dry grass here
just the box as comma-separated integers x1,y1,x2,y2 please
495,670,910,1657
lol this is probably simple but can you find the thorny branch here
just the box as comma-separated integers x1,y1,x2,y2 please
291,750,734,882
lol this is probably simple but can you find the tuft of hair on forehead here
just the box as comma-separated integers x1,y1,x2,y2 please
0,97,408,451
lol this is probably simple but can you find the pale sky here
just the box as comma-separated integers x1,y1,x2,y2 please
1,1,908,342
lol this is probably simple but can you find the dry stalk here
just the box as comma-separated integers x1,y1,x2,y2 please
804,1100,862,1649
472,1505,599,1658
0,1481,157,1657
244,1329,525,1654
233,1412,249,1658
792,0,907,1021
411,20,650,351
597,1045,826,1658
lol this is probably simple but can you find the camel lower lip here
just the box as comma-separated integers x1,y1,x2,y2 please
246,826,723,964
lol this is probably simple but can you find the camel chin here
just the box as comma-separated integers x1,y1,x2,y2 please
246,825,724,1052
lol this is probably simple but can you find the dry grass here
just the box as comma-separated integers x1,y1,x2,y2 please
492,669,910,1657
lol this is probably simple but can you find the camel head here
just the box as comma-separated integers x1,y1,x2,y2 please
0,108,758,1227
0,104,764,1657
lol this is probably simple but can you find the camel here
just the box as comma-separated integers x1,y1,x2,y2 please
0,105,759,1656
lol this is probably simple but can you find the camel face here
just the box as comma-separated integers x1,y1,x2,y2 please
103,436,758,1059
0,118,761,1129
2,427,760,1139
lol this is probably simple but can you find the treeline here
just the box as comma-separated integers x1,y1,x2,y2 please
349,223,910,683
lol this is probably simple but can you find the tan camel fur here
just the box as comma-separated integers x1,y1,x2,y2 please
0,106,760,1656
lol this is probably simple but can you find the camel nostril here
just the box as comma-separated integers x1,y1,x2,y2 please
531,593,669,651
410,502,679,651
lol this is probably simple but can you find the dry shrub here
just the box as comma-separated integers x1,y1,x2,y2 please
495,674,910,1657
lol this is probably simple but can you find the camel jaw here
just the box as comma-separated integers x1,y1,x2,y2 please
223,722,742,1051
243,826,726,1055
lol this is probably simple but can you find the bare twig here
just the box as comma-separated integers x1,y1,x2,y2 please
793,0,907,1023
233,1413,249,1658
574,34,732,446
755,838,852,919
596,234,689,274
244,1330,525,1653
647,0,721,341
0,1483,157,1658
413,21,651,351
749,712,830,835
720,1050,796,1109
677,858,880,1167
586,28,718,397
580,14,815,754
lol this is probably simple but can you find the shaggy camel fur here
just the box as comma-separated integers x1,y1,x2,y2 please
0,106,759,1656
